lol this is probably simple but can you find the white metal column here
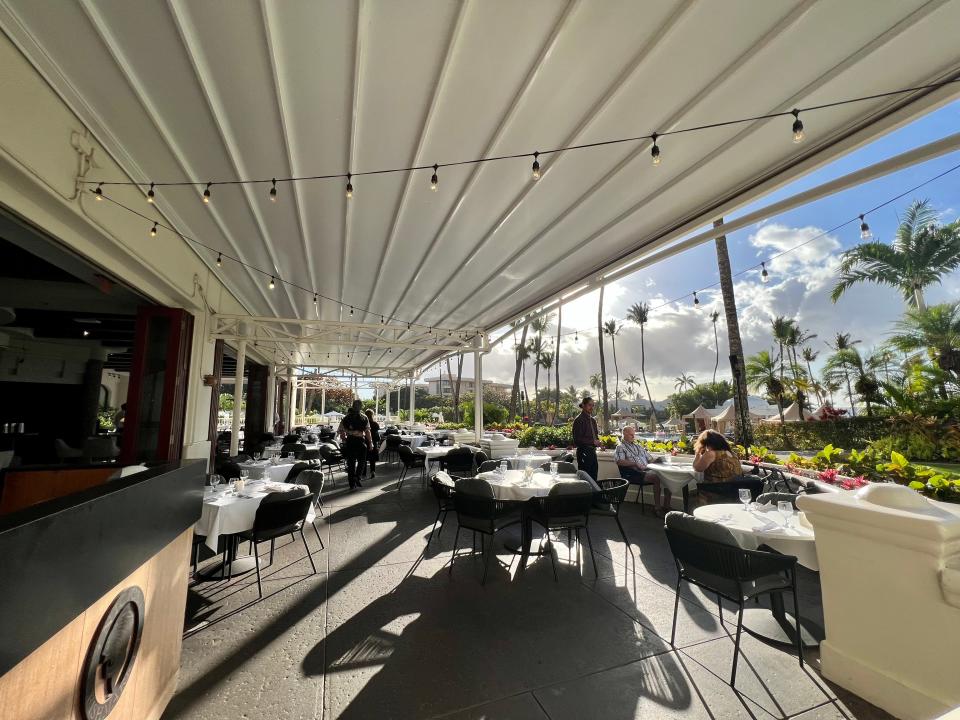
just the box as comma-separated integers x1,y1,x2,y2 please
229,340,246,456
321,386,326,417
474,345,483,441
299,379,307,421
408,376,415,426
290,376,299,429
385,387,390,420
285,366,294,432
374,384,379,418
265,365,276,434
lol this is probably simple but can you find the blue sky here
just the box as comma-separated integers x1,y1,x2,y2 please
422,99,960,407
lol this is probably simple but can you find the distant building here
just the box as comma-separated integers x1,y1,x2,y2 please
424,373,512,396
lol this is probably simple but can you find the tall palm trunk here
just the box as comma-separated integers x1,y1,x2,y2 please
805,357,822,405
789,345,805,421
714,219,753,445
611,335,620,413
597,285,610,433
445,358,454,420
509,324,528,420
843,368,856,417
712,320,720,386
452,354,464,423
521,357,530,419
554,304,561,422
533,360,541,421
640,325,656,423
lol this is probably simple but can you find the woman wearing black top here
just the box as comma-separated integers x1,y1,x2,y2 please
338,400,372,489
365,409,381,479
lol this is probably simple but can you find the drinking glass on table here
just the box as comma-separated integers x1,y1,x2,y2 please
209,474,224,494
778,500,794,527
738,488,752,511
499,460,508,475
549,462,558,477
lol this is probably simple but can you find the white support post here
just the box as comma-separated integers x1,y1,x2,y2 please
285,366,294,432
290,376,299,429
265,365,276,434
385,386,391,420
409,375,416,427
474,342,483,442
321,386,326,417
374,385,379,418
299,378,307,421
230,340,246,456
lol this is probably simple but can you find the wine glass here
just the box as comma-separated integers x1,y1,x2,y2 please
549,462,558,477
778,500,794,527
738,488,751,512
210,474,223,494
499,459,508,475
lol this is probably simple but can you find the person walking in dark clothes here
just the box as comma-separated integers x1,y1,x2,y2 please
364,408,381,479
338,400,373,490
572,396,601,481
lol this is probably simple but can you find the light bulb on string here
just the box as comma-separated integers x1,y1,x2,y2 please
94,183,103,200
216,252,222,267
859,214,872,239
269,276,276,290
202,182,212,203
313,294,318,306
430,164,438,191
650,133,661,166
345,173,353,199
693,291,700,309
761,261,770,283
349,306,354,316
147,182,155,203
269,178,277,202
149,222,158,237
791,109,805,143
531,151,541,181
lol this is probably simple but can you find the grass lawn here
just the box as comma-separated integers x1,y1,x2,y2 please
921,462,960,478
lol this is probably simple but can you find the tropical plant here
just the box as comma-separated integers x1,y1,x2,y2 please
889,302,960,382
745,350,787,426
825,332,861,416
602,319,622,410
538,350,555,422
709,310,721,384
831,199,960,310
801,347,821,404
674,372,696,392
625,373,642,401
770,315,796,380
509,319,529,420
527,335,547,419
625,301,658,423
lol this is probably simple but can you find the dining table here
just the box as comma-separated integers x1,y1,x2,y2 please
643,457,703,511
195,478,316,578
505,453,552,470
240,458,299,483
694,502,823,648
416,444,478,474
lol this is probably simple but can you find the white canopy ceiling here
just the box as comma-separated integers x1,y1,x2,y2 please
3,0,959,376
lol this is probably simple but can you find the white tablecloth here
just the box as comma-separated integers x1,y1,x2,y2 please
477,469,576,502
646,461,702,493
240,459,300,483
693,503,819,570
415,444,478,474
506,454,552,470
196,480,316,551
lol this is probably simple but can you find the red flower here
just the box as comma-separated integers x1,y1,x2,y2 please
818,468,839,484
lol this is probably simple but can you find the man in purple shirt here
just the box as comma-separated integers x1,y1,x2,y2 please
572,396,601,480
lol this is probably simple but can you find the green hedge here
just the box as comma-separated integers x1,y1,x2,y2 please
752,417,890,451
516,424,574,448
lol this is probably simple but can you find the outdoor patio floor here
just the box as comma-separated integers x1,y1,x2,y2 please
164,464,894,720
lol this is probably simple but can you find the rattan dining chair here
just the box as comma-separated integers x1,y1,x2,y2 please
593,478,630,545
664,511,803,685
427,472,456,546
527,480,598,581
539,460,577,474
397,444,426,490
449,478,517,585
477,460,500,473
756,492,799,509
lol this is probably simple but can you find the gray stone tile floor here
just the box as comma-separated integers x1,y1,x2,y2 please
163,464,894,720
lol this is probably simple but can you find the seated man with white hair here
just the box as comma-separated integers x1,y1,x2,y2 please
614,425,664,515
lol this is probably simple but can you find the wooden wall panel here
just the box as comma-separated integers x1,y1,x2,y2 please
0,529,192,720
0,467,115,515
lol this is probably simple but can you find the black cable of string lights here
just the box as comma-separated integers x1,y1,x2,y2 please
520,157,960,343
85,77,960,193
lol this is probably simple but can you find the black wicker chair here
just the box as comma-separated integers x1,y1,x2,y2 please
449,478,517,584
397,444,426,490
527,480,598,581
756,491,799,509
318,445,344,487
427,473,456,546
282,433,300,445
280,442,306,459
540,460,577,475
237,490,320,598
298,469,325,515
383,434,403,465
664,511,803,684
217,461,242,480
285,461,313,484
592,478,630,545
440,447,475,476
697,474,765,505
477,460,500,473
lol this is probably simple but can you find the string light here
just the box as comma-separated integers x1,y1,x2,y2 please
345,173,353,199
269,276,275,289
650,133,661,166
149,222,158,237
791,109,805,143
202,182,212,203
216,252,222,267
693,291,700,309
83,330,90,337
531,152,541,181
349,306,354,316
269,178,277,202
430,164,438,191
147,182,155,203
94,183,103,200
760,261,769,283
859,214,872,239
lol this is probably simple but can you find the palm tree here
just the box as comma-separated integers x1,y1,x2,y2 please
597,287,610,432
625,373,642,402
825,332,861,416
625,301,657,423
527,335,547,420
785,324,815,420
801,347,822,405
710,310,721,385
770,315,796,380
554,304,562,421
509,319,529,420
538,351,555,422
565,384,580,401
889,302,960,377
746,350,787,426
674,373,696,392
832,199,960,310
516,342,531,418
602,319,622,411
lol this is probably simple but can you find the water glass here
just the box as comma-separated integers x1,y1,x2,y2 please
209,474,223,493
499,460,508,475
664,454,672,465
738,488,751,511
778,500,794,527
549,462,558,477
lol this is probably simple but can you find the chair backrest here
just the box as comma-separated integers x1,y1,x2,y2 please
282,434,300,445
453,477,495,520
697,475,764,503
444,448,474,472
229,453,251,463
541,480,594,522
477,460,499,473
756,492,799,509
398,444,418,467
597,478,629,504
385,435,402,449
759,466,804,494
542,460,576,475
299,448,321,461
298,469,325,497
281,442,306,457
218,461,242,480
253,490,314,533
472,450,488,465
575,469,603,492
286,462,312,483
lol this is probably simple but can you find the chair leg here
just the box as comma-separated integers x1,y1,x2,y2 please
312,520,325,549
615,515,630,546
269,538,275,566
449,526,461,575
583,526,598,579
548,534,559,582
670,576,681,645
253,543,263,599
792,578,804,668
300,528,317,574
731,602,744,686
640,484,646,513
427,507,443,546
397,467,406,491
481,534,494,586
